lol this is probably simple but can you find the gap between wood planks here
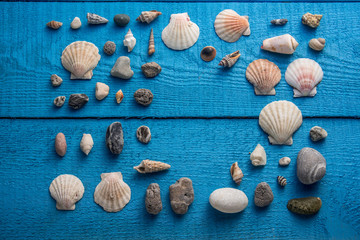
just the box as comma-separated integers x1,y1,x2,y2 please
3,0,360,2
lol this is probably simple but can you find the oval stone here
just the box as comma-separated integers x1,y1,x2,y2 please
297,147,326,185
209,188,248,213
113,14,130,27
106,122,124,155
287,197,322,215
55,132,67,157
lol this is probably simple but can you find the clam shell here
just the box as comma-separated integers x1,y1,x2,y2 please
250,144,267,166
80,133,94,155
148,28,155,55
259,100,303,145
285,58,323,97
230,162,243,185
309,38,325,51
209,188,248,213
261,34,299,54
219,50,240,67
134,159,170,174
136,10,162,24
46,20,63,30
123,29,136,52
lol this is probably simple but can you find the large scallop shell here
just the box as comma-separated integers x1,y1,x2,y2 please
161,13,199,51
246,59,281,95
261,34,299,54
259,100,303,145
214,9,250,42
49,174,84,210
285,58,323,97
61,41,101,79
94,172,131,212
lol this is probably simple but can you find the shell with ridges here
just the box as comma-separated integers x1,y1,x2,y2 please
250,144,267,166
277,176,287,186
136,10,162,24
47,20,63,29
123,29,136,52
230,162,243,185
309,38,325,51
148,28,155,55
219,50,240,67
261,34,299,54
134,159,170,174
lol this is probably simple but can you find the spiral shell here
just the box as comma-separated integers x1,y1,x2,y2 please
134,159,171,174
136,10,162,24
46,20,63,30
123,29,136,52
219,50,240,67
80,133,93,155
261,34,299,54
309,38,325,51
277,176,287,187
214,9,250,42
250,144,267,166
230,162,243,185
148,28,155,55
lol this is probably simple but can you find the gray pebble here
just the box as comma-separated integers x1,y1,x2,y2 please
270,19,288,25
87,13,108,24
68,94,89,110
141,62,162,78
111,56,134,80
103,41,116,55
114,14,130,27
134,89,153,106
297,147,326,185
145,183,162,215
254,182,273,207
310,126,328,142
136,125,151,144
54,96,66,107
106,122,124,155
51,74,62,87
169,177,194,214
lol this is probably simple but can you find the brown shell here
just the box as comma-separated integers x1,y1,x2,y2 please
134,159,170,174
148,28,155,55
230,162,244,185
200,46,216,62
46,20,63,30
219,50,240,67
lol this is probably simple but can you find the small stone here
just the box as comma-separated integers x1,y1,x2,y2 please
209,188,248,213
134,89,153,106
136,125,151,144
287,197,322,215
87,13,108,25
70,17,82,29
250,144,266,166
55,132,67,157
169,177,194,214
103,41,116,55
68,94,89,110
80,133,94,155
106,122,124,155
254,182,274,207
95,82,110,100
279,157,291,166
116,89,124,104
111,56,134,80
53,96,66,107
310,126,328,142
270,19,288,25
200,46,216,62
114,14,130,27
302,13,322,28
145,183,162,215
141,62,162,78
297,147,326,185
51,74,62,87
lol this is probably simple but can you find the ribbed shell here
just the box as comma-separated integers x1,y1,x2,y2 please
261,34,299,54
259,100,303,145
309,38,325,51
148,28,155,55
277,176,287,186
61,41,101,79
214,9,250,42
219,50,240,67
230,162,243,185
136,10,162,24
285,58,323,97
161,13,199,51
94,172,131,212
134,159,171,174
49,174,84,210
246,59,281,95
46,20,63,29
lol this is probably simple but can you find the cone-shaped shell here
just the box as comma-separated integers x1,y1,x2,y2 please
148,28,155,55
94,172,131,212
49,174,84,210
230,162,243,185
219,50,240,67
162,13,199,51
261,34,299,54
259,100,303,145
123,29,136,52
136,10,162,24
61,41,101,79
246,59,281,95
46,20,63,29
80,133,94,155
285,58,323,97
134,159,171,174
214,9,250,43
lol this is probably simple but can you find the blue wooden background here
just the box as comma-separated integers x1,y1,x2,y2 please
0,2,359,239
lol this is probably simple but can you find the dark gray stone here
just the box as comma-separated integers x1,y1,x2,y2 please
111,56,134,80
68,94,89,110
136,125,151,144
141,62,162,78
254,182,274,207
287,197,322,215
114,14,130,27
54,96,66,107
87,13,108,24
145,183,162,215
169,177,194,214
270,19,288,25
310,126,328,142
134,89,153,106
103,41,116,55
297,147,326,185
106,122,124,155
51,74,62,87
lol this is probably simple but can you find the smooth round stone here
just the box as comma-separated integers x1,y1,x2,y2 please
297,147,326,185
254,182,274,207
114,14,130,27
287,197,322,215
209,188,248,213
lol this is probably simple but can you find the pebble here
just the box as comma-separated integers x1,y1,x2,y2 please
114,14,130,27
80,133,94,155
55,132,67,157
270,19,288,25
95,82,110,100
277,176,287,187
134,89,153,106
141,62,162,78
209,188,248,213
302,13,322,28
145,183,162,215
254,182,274,207
103,41,116,55
297,147,326,185
111,56,134,80
53,96,66,107
68,94,89,110
287,197,322,215
106,122,124,155
279,157,291,166
70,17,81,29
136,125,151,144
310,126,328,142
169,177,194,214
115,89,124,104
200,46,216,62
51,74,62,87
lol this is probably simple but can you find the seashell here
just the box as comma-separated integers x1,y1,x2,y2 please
302,13,322,28
285,58,323,97
219,50,240,68
245,59,281,95
250,144,266,166
310,126,328,142
55,132,67,157
94,172,131,212
162,13,199,51
87,13,108,25
277,176,287,187
309,38,325,51
54,96,66,107
209,188,248,213
136,125,151,144
279,157,291,166
259,100,303,145
261,34,299,54
46,20,63,30
136,10,162,24
297,147,326,185
148,28,155,55
51,74,62,87
270,19,288,25
61,41,101,79
134,159,170,174
214,9,250,43
230,162,243,185
200,46,216,62
70,17,81,29
95,82,109,101
80,133,93,155
115,89,124,104
287,197,322,215
49,174,84,210
123,29,136,52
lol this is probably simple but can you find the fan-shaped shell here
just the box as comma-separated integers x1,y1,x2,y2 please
49,174,84,210
259,100,303,145
133,159,171,174
285,58,323,97
161,13,199,51
136,10,162,24
61,41,101,79
246,59,281,95
214,9,250,42
94,172,131,212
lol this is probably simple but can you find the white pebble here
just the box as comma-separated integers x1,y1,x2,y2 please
250,144,266,166
71,17,82,29
95,82,109,100
279,157,291,166
209,188,248,213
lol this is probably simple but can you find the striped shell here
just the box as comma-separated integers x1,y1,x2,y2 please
46,20,63,29
136,10,162,24
230,162,243,185
261,34,299,54
219,50,240,67
134,159,171,174
148,28,155,55
214,9,250,42
309,38,325,51
277,176,287,187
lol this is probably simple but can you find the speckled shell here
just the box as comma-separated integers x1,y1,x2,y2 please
123,29,136,52
302,13,322,28
162,13,199,51
285,58,323,97
148,28,155,55
214,9,250,42
309,38,325,51
259,100,303,145
46,20,63,29
261,34,299,54
136,10,162,24
246,59,281,95
277,176,287,186
219,50,240,67
134,159,171,174
49,174,84,210
80,133,94,155
250,144,267,166
230,162,243,185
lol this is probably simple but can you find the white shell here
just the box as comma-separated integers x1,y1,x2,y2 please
49,174,84,210
259,100,303,145
209,188,248,213
95,82,109,100
261,34,299,54
250,144,267,166
309,38,325,51
80,133,94,155
161,13,199,51
70,17,81,29
123,29,136,52
285,58,324,97
61,41,101,79
214,9,250,43
279,157,291,166
94,172,131,212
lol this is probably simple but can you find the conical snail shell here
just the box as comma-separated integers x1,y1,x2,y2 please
309,38,325,51
148,28,155,55
230,162,244,185
80,133,94,155
214,9,250,42
46,20,63,29
261,34,299,54
134,159,171,174
123,29,136,52
136,10,162,24
250,144,267,166
219,50,240,67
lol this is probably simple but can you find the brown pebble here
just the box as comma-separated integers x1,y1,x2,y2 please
169,177,194,214
200,46,216,62
145,183,162,215
55,132,67,157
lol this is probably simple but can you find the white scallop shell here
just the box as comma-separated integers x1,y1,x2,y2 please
259,100,303,145
80,133,94,155
61,41,101,79
123,29,136,52
261,34,299,54
49,174,84,210
250,144,267,166
285,58,324,97
214,9,250,43
161,13,199,51
94,172,131,212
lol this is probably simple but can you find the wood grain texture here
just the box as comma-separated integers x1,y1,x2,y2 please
0,2,359,118
0,118,359,239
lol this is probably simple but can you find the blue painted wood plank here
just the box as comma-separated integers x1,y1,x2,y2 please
0,2,359,118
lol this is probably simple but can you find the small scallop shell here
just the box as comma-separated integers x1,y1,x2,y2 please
123,29,136,52
49,174,84,210
261,34,299,54
214,9,250,43
246,59,281,95
230,162,243,185
136,10,162,24
80,133,94,155
285,58,323,97
200,46,216,62
250,144,267,166
277,176,287,187
134,159,171,174
309,38,325,51
219,50,240,67
148,28,155,55
46,20,63,30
